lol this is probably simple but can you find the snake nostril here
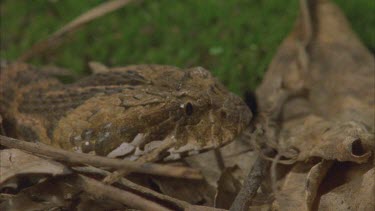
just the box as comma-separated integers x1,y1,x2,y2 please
220,110,227,119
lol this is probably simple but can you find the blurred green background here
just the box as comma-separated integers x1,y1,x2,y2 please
1,0,374,95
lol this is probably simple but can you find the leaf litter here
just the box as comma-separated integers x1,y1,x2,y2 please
0,0,374,210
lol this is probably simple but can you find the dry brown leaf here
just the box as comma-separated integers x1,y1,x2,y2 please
186,151,225,187
0,177,79,211
302,3,375,128
186,141,256,188
0,149,71,185
220,140,257,177
255,0,375,147
183,141,256,209
318,167,375,210
254,0,374,209
256,0,375,127
214,166,242,209
0,175,127,211
273,160,333,211
279,115,374,163
150,176,216,206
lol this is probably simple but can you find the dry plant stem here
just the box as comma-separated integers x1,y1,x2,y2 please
75,168,226,211
72,174,172,211
270,153,282,197
73,166,191,210
229,148,275,211
0,135,202,180
18,0,136,62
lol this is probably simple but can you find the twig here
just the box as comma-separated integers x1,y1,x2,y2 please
73,166,191,210
74,167,226,211
229,148,275,211
71,174,172,211
18,0,137,62
0,135,202,180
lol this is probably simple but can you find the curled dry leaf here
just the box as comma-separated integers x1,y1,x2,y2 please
279,115,374,163
255,0,375,143
253,0,374,209
0,149,71,185
273,160,333,211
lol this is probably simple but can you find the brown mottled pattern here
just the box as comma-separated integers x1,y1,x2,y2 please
0,63,252,159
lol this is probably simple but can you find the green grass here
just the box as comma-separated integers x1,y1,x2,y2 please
1,0,374,95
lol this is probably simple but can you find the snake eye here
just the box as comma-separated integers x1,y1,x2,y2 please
185,102,193,116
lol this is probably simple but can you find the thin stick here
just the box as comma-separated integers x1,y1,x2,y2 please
71,174,172,211
74,167,226,211
18,0,136,62
229,148,275,211
0,135,202,180
73,166,191,209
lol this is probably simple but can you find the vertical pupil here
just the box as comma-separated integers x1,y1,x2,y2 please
185,103,193,116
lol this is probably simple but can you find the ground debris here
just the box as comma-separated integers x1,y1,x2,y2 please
251,0,375,210
0,0,373,210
